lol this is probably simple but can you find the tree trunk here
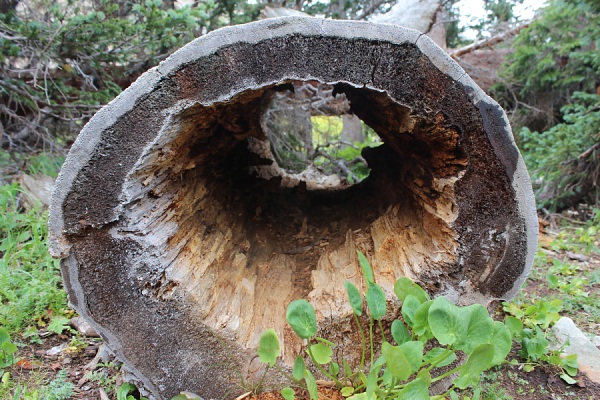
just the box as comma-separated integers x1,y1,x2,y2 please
49,17,538,400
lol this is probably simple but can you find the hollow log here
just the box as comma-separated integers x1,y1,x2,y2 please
49,17,537,399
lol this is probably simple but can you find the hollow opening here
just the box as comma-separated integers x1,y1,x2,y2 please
262,81,381,186
121,80,468,359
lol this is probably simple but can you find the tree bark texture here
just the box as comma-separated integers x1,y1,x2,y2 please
49,17,538,400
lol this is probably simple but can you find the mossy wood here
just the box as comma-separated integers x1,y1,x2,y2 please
49,17,537,399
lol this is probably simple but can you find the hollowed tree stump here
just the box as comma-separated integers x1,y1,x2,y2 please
49,17,537,399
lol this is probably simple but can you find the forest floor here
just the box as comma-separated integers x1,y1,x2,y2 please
1,161,600,399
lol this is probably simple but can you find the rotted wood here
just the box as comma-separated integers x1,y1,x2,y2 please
49,17,538,400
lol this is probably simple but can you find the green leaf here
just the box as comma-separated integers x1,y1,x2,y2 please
0,328,9,344
412,300,433,338
304,370,318,400
456,304,494,354
397,377,429,400
345,281,363,316
329,361,340,376
428,297,469,346
365,282,386,320
47,315,71,335
117,383,137,400
401,295,421,327
286,299,317,339
366,357,384,396
341,387,354,397
293,356,306,381
257,329,280,367
560,373,577,385
357,251,374,284
454,344,495,389
489,321,512,365
394,277,430,303
400,341,424,374
391,319,411,345
309,343,332,365
416,369,432,386
281,387,295,400
504,316,523,338
381,342,411,381
0,342,17,355
562,354,579,376
424,347,456,367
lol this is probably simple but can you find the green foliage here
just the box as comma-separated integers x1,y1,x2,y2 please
258,251,512,399
44,370,75,400
519,93,600,210
498,0,599,119
117,382,149,400
0,183,68,335
493,0,599,210
0,327,18,371
502,299,578,383
0,0,215,149
257,329,280,367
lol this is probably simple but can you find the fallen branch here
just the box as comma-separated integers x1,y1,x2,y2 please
449,21,533,59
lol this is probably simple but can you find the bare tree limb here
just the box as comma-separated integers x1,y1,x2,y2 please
352,0,390,20
449,21,533,59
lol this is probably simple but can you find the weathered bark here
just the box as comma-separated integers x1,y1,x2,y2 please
49,17,537,400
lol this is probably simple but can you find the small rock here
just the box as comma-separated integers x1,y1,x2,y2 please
551,317,600,384
69,316,99,337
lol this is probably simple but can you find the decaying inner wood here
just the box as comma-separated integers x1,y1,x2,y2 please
116,81,467,366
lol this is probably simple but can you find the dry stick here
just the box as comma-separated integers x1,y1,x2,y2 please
449,20,533,59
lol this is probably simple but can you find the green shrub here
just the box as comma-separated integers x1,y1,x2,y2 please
0,183,68,335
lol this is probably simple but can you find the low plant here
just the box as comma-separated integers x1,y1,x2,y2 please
258,251,512,399
503,299,578,383
117,382,149,400
0,327,19,374
0,183,68,335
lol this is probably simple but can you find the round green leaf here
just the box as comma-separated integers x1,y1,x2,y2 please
397,377,429,400
456,304,494,354
428,297,469,346
366,282,387,320
391,319,411,345
0,341,17,355
340,387,354,397
281,387,295,400
394,277,430,303
309,343,332,365
345,281,363,316
286,299,317,339
400,340,424,374
504,316,523,338
257,329,280,367
454,343,495,389
381,342,411,381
